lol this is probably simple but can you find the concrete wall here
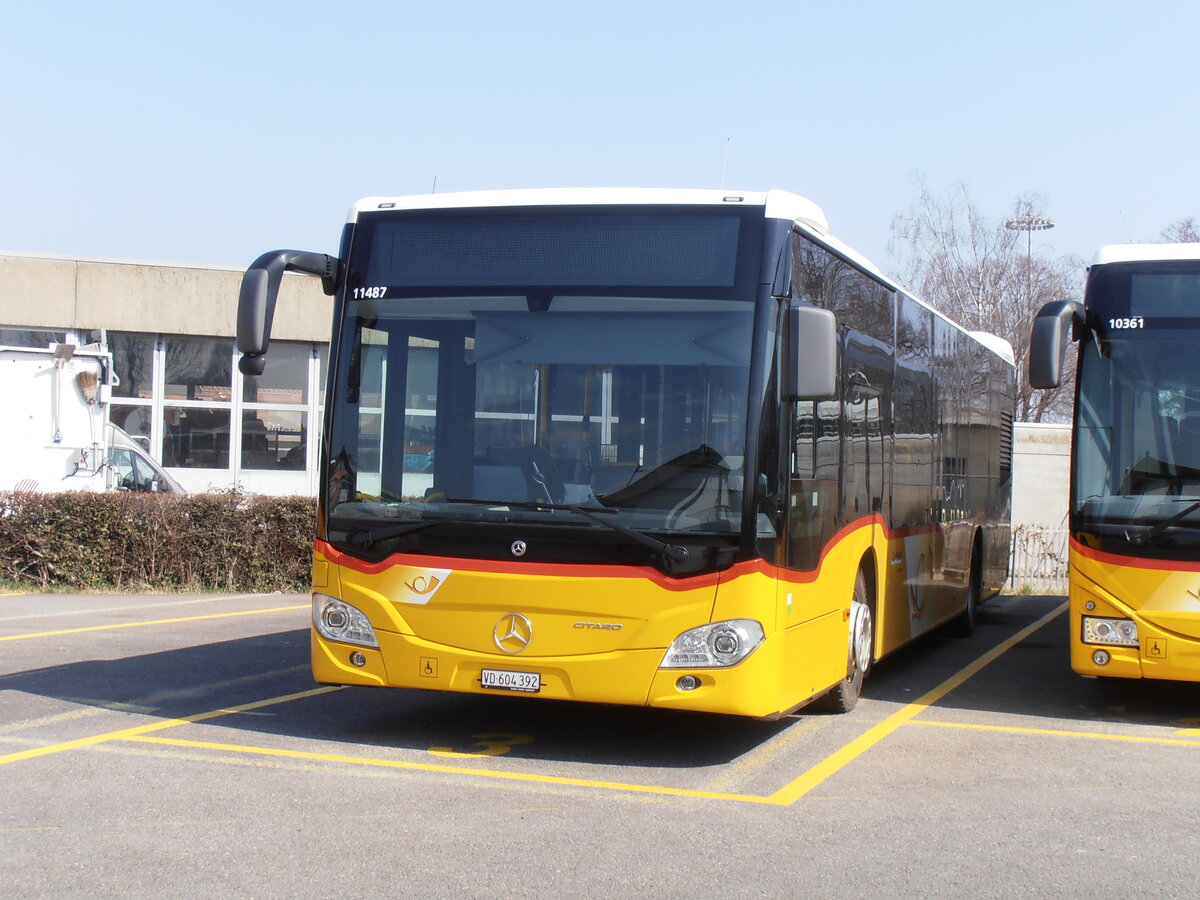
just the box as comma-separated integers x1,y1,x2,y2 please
1012,422,1071,531
0,252,329,341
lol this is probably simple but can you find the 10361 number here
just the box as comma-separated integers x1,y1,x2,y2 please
1108,317,1144,330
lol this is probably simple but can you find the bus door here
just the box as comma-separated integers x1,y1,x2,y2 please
842,333,891,637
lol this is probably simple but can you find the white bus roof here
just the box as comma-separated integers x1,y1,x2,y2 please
1092,243,1200,265
352,188,830,232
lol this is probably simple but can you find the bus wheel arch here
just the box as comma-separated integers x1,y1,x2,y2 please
817,557,876,713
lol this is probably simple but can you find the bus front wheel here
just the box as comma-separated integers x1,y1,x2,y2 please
820,569,874,713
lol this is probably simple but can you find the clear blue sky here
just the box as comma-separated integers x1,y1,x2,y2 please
1,1,1195,284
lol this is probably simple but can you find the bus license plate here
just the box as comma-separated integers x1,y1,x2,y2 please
480,668,541,693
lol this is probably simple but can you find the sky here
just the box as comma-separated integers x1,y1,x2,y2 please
1,1,1196,287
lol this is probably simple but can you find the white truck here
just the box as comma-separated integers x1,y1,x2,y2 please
0,341,183,493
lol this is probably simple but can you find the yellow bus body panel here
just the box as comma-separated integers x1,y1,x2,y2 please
309,517,947,717
1069,539,1200,682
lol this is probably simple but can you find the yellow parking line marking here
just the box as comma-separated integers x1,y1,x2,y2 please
912,719,1200,747
110,603,1069,808
703,717,823,793
0,594,288,623
1178,729,1200,736
0,605,308,641
0,666,312,735
125,735,779,805
764,601,1069,805
0,686,338,767
2,601,1073,809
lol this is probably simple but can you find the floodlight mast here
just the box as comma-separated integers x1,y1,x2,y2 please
1004,212,1056,313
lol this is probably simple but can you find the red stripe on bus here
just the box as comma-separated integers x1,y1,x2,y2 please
1070,536,1200,573
315,540,725,591
317,515,959,589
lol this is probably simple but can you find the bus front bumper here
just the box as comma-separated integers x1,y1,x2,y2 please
312,629,792,718
1070,585,1200,682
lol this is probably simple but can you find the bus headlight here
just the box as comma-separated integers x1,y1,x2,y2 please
313,594,379,648
1081,616,1139,648
660,620,765,668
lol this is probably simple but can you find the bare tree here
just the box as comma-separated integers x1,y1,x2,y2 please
888,178,1083,422
1160,217,1199,242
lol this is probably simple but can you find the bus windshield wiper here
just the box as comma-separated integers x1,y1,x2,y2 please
1127,498,1200,547
445,498,690,564
340,517,455,547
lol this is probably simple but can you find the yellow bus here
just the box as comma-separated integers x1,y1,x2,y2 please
1031,243,1200,682
238,189,1014,717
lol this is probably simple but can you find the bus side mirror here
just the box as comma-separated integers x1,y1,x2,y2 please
237,250,340,376
784,305,838,401
1029,300,1085,389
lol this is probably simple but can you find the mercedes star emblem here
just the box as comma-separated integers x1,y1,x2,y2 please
493,612,533,653
510,540,527,557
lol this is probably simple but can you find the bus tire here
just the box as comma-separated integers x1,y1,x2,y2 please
953,539,983,637
820,568,873,713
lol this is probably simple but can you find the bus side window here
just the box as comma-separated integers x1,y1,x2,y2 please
792,401,815,478
788,398,841,571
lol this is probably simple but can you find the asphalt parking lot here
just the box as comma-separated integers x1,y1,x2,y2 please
2,590,1197,898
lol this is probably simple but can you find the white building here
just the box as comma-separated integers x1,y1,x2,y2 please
1,251,329,495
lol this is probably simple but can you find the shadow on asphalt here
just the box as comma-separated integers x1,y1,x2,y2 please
864,593,1200,728
0,628,788,768
4,594,1196,768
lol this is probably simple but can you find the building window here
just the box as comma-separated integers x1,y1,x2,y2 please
104,331,326,489
242,409,306,470
110,332,156,400
163,407,231,469
164,335,233,402
109,332,156,447
0,327,67,347
161,336,234,469
241,343,310,471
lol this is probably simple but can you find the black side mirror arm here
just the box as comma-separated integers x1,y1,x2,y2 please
237,250,339,376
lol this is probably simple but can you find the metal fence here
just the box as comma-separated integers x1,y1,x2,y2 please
1007,526,1069,595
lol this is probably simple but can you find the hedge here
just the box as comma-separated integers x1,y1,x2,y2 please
0,491,315,592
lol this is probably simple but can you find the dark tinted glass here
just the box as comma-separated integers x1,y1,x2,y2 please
365,213,741,289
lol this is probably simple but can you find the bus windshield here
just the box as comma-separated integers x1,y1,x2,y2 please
325,207,763,547
1073,262,1200,542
